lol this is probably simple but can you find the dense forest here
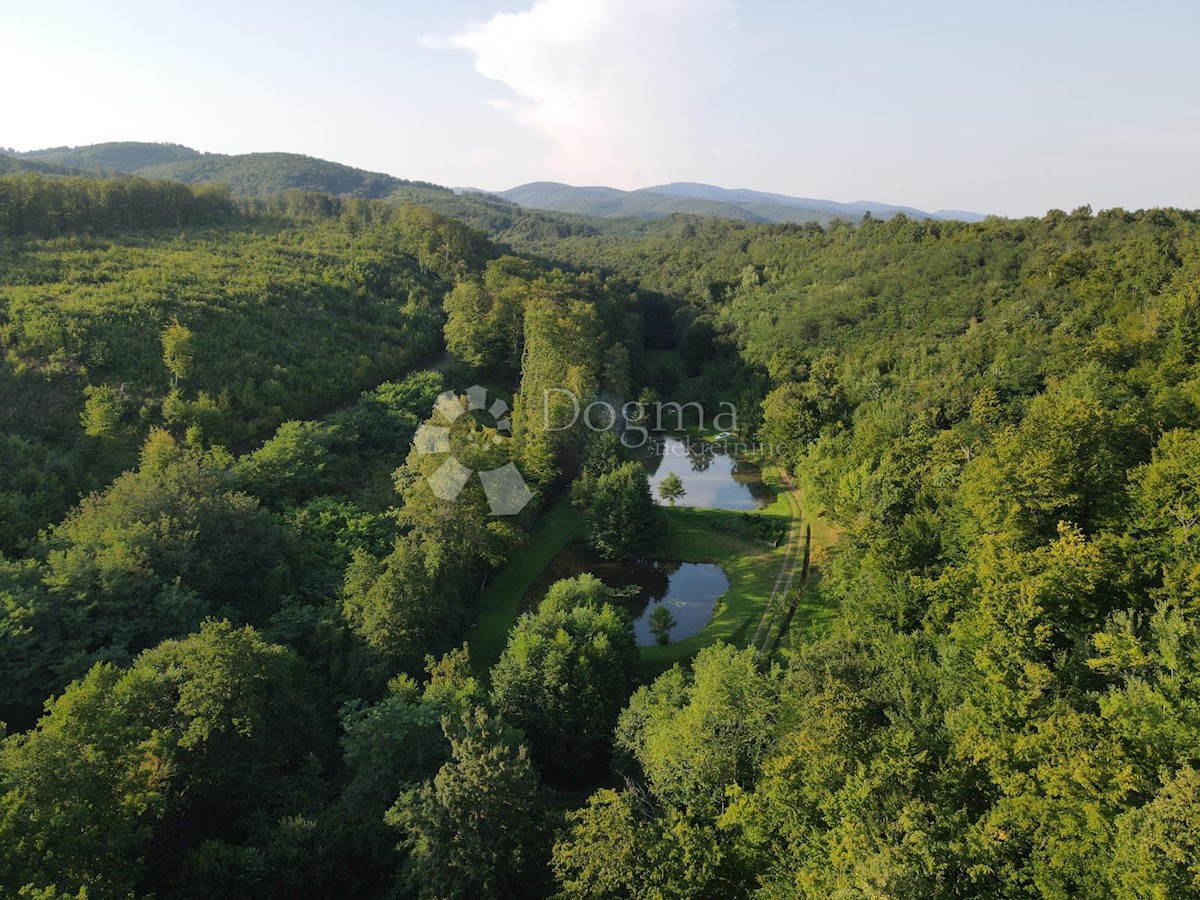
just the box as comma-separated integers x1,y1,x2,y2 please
6,143,447,200
1,165,1198,899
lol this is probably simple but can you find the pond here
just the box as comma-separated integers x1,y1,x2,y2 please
643,435,774,510
524,542,729,646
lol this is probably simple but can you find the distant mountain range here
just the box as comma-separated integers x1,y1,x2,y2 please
492,181,986,224
1,142,987,223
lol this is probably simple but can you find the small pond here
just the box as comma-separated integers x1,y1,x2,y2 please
643,436,774,511
524,542,729,646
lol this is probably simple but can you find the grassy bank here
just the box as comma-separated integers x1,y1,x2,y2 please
466,459,838,678
637,503,790,672
466,495,584,673
748,464,840,653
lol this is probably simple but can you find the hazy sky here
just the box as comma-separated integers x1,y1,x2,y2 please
3,0,1198,216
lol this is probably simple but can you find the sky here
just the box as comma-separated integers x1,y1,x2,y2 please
2,0,1198,217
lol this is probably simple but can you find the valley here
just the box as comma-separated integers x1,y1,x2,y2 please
0,146,1196,899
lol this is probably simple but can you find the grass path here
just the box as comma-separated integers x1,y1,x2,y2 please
752,465,839,653
466,496,584,673
749,466,803,651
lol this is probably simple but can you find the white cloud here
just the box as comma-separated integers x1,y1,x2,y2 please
429,0,742,187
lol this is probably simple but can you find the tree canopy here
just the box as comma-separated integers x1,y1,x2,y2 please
3,170,1200,897
490,575,639,777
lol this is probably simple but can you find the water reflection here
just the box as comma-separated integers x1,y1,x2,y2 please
643,436,774,510
524,542,729,646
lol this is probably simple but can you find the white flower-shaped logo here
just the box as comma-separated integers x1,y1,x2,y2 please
412,385,534,516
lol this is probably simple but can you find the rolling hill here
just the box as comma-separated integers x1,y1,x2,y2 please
14,141,204,172
136,152,451,199
2,143,451,200
495,181,986,223
645,181,987,222
0,155,79,177
2,142,986,221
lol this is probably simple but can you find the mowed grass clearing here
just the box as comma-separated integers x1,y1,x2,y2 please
749,463,840,653
635,467,794,664
467,496,584,673
467,461,825,678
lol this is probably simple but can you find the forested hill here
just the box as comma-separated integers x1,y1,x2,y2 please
4,142,987,224
0,175,492,552
0,154,81,177
13,141,204,172
2,168,1200,899
496,180,986,224
3,142,451,199
518,205,1200,897
497,181,816,223
0,171,652,899
136,152,449,199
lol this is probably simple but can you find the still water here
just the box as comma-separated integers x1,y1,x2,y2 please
524,542,729,646
644,436,773,510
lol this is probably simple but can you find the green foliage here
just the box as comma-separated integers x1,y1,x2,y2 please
386,707,552,900
134,150,447,200
509,268,637,485
15,141,203,173
339,540,457,686
1130,428,1200,558
44,431,274,608
6,162,1200,898
658,471,686,507
0,173,234,238
230,420,338,507
527,204,1200,899
160,317,194,387
490,575,638,776
0,431,280,706
496,180,850,226
1110,764,1200,899
552,788,725,898
335,421,525,691
442,257,534,373
961,367,1138,544
79,384,125,439
338,647,480,867
0,187,468,548
648,603,678,643
580,461,665,559
326,370,444,454
616,644,779,821
0,620,326,899
281,495,392,574
570,430,627,510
